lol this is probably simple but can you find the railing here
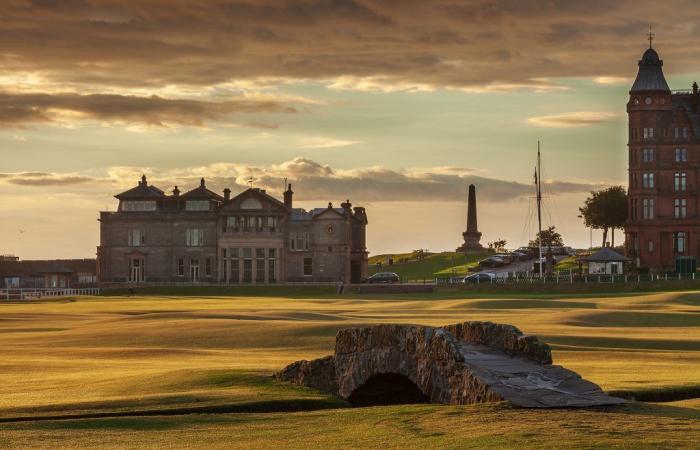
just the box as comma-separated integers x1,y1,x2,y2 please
0,288,101,300
399,270,700,286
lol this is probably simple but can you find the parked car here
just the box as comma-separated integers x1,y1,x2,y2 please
365,272,400,283
511,251,530,261
492,254,514,265
478,256,505,268
516,247,535,259
463,273,496,284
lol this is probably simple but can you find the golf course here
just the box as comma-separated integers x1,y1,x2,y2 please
1,289,699,448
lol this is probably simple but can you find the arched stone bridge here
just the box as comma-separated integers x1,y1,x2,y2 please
275,321,625,408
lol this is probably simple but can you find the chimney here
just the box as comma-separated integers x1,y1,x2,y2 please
341,199,352,213
141,174,147,187
223,188,231,201
172,186,180,196
200,177,205,188
284,183,293,208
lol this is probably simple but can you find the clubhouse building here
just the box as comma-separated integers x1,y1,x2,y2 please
98,176,368,284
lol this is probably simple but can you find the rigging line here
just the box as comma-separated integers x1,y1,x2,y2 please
520,196,534,247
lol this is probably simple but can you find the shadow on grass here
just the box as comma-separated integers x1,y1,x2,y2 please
0,398,349,425
543,334,700,351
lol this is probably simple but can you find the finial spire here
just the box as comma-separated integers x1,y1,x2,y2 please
247,176,255,188
647,24,655,49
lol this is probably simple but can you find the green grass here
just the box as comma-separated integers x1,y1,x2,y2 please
0,291,699,447
368,251,491,279
555,256,580,271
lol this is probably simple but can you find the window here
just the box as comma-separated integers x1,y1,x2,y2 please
228,248,240,283
267,216,278,232
128,229,145,247
675,199,687,219
268,249,277,283
290,232,310,251
648,240,654,253
327,245,333,252
631,173,638,189
186,228,204,246
675,127,689,139
675,148,688,162
185,200,210,211
642,173,654,188
303,257,313,276
674,172,687,191
255,248,265,282
643,127,654,139
256,216,264,232
243,248,252,282
643,198,655,220
177,258,185,276
674,232,687,253
121,200,157,211
205,258,212,277
643,148,654,162
630,199,638,220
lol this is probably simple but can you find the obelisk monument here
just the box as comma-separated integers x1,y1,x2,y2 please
457,184,484,252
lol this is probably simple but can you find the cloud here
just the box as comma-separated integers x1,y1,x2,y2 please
0,91,302,128
5,157,597,203
0,171,97,186
593,76,632,85
1,0,698,97
527,111,619,128
298,136,361,149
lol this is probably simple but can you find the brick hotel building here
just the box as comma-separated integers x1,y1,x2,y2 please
625,44,700,270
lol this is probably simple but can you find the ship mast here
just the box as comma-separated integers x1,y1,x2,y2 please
536,141,543,278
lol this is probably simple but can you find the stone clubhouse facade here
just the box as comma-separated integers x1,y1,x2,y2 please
98,176,368,284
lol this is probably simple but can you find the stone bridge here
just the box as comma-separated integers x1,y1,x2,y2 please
275,321,625,408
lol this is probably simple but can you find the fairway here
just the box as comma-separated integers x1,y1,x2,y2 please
1,291,700,448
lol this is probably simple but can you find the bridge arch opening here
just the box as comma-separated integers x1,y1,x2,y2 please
347,373,429,407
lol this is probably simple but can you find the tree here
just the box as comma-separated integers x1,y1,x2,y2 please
410,249,428,261
579,186,627,247
488,239,507,253
528,226,564,248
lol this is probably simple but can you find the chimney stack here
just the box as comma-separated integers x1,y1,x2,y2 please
223,188,231,201
284,183,293,208
172,186,180,196
141,174,147,186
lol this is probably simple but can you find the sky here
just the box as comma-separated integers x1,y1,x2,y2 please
3,0,700,259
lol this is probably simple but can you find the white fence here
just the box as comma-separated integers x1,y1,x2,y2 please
0,288,101,300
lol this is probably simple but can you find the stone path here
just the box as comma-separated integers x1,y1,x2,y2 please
456,342,626,408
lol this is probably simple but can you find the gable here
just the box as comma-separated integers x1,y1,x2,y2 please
220,188,288,213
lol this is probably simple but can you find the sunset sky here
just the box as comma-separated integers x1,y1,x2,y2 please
4,0,700,258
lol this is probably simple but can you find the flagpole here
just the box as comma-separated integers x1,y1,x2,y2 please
537,141,543,278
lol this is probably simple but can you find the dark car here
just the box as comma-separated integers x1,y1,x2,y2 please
478,256,505,268
463,273,496,284
366,272,400,283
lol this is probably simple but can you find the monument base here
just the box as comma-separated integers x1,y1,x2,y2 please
457,231,484,253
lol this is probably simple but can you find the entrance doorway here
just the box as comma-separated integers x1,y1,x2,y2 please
190,258,200,282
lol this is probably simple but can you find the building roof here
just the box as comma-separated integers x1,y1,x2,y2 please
180,178,224,201
0,259,96,277
584,248,630,263
671,93,700,139
630,47,670,93
115,175,165,200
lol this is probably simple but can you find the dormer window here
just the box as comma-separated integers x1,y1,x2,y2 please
186,200,210,211
121,201,157,211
